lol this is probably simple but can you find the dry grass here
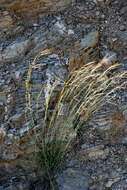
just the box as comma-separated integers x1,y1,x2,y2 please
25,51,127,189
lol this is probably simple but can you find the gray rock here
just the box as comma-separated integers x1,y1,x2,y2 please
8,112,25,128
0,1,127,189
112,179,127,190
0,39,35,63
57,168,89,190
117,31,127,42
80,31,99,49
0,92,6,103
119,25,126,31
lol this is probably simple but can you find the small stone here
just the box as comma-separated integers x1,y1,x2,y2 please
119,25,126,31
68,29,74,35
33,23,39,27
19,125,30,137
15,71,21,80
106,178,120,188
55,20,66,34
5,133,14,145
101,14,105,19
10,113,23,121
9,113,25,128
0,92,6,103
93,0,104,4
120,6,127,15
96,11,100,16
80,145,109,160
112,38,117,42
103,51,117,63
88,148,109,160
80,31,99,49
57,168,89,190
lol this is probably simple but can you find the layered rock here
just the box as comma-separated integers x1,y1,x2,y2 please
56,64,127,190
0,0,75,21
0,10,14,30
0,21,100,188
0,0,127,189
0,38,35,63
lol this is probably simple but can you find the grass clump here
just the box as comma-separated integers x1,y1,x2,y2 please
25,52,127,189
36,140,65,173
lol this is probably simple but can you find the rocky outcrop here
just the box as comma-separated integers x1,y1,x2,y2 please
0,0,74,21
0,21,100,188
0,0,75,42
0,0,127,189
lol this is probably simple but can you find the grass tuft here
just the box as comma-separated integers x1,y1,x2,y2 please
25,52,127,189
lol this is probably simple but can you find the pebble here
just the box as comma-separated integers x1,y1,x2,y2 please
119,25,126,31
68,29,74,35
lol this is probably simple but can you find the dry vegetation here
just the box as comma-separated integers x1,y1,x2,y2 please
25,51,127,189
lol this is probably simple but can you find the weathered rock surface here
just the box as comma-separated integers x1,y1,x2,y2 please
0,0,127,189
0,0,74,21
0,10,14,30
57,168,89,190
0,38,35,63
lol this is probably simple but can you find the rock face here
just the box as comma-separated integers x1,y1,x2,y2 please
0,10,14,30
0,38,35,63
0,0,74,21
0,0,127,189
57,168,89,190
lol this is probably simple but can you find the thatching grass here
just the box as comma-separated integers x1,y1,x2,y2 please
25,52,127,189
